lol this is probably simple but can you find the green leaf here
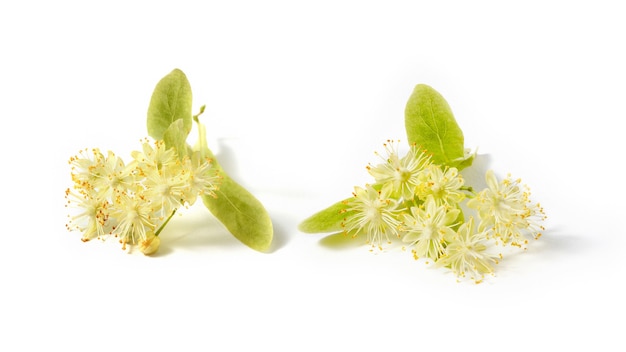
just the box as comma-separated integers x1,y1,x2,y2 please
163,119,189,159
147,68,193,140
193,118,273,251
405,84,472,169
298,198,354,233
202,173,273,252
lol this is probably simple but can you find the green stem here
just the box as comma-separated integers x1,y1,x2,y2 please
461,185,474,193
155,209,177,236
193,104,206,122
193,114,218,162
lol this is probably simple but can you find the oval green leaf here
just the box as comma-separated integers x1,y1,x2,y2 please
405,84,468,168
192,115,273,251
202,173,273,252
298,198,354,234
147,68,193,140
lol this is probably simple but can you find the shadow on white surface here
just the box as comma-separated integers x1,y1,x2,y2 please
149,198,296,256
532,226,591,256
460,152,492,190
212,137,240,181
152,208,240,257
318,231,363,250
266,214,293,253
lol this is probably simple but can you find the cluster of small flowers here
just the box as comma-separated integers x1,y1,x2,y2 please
65,139,221,255
341,140,546,283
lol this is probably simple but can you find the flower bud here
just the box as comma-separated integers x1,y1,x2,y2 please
140,232,161,255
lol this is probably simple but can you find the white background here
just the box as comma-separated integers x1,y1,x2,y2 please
2,1,624,350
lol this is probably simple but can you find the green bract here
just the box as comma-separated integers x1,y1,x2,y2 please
203,173,273,251
194,121,273,252
298,198,353,234
405,84,473,169
147,69,273,252
147,68,193,141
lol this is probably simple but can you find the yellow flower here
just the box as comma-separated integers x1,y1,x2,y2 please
91,151,137,199
65,188,109,242
436,217,500,284
132,139,178,175
342,184,402,250
183,152,221,205
68,148,106,192
142,160,187,215
401,196,459,260
467,170,546,247
109,193,155,249
417,165,465,206
367,141,431,200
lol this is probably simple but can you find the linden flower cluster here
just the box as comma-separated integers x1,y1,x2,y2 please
342,140,546,283
65,139,221,255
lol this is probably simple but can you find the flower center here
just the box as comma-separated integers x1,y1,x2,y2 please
399,169,411,182
366,207,381,222
423,225,436,240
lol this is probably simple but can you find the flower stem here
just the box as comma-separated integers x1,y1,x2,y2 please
461,186,475,195
155,209,177,237
193,105,206,122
